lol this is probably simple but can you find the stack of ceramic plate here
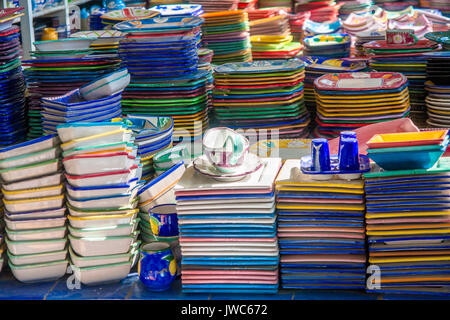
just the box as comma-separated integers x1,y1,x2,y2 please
314,72,410,138
259,0,292,8
39,69,130,135
303,33,351,58
115,15,210,143
295,1,341,22
125,115,174,181
275,159,367,290
56,122,141,286
100,7,159,28
425,31,450,51
364,40,439,127
150,4,204,16
342,9,387,38
299,56,368,125
187,0,239,13
0,23,26,146
22,51,122,139
302,18,342,38
249,15,304,60
0,135,68,283
364,153,450,295
338,0,374,20
201,10,252,64
354,30,386,56
247,8,282,21
288,11,310,41
174,156,282,294
70,30,124,57
213,60,310,140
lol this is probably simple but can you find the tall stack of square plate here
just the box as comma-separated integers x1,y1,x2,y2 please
212,60,310,140
275,160,367,290
313,72,411,139
303,33,351,58
201,10,252,64
174,157,282,294
0,8,27,146
57,122,141,286
364,39,439,128
0,135,68,283
249,15,303,60
39,68,130,135
22,38,122,139
115,15,211,144
364,155,450,296
299,56,368,130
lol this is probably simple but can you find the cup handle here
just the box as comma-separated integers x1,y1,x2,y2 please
224,134,244,166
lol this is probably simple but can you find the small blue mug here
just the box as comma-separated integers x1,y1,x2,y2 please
138,242,177,291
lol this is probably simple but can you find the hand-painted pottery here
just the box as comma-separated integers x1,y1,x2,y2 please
138,242,177,291
149,204,179,237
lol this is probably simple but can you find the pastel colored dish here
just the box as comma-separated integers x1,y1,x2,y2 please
7,249,67,266
69,243,139,268
67,211,137,229
3,195,64,214
367,130,448,149
367,142,449,171
63,152,137,175
2,184,63,201
6,226,67,241
68,232,139,257
0,159,60,183
60,129,132,151
68,218,139,238
5,207,66,221
64,164,141,188
71,260,134,285
0,147,60,169
80,69,130,100
4,216,67,231
65,180,139,199
56,122,125,143
0,134,59,160
9,259,68,283
5,237,67,255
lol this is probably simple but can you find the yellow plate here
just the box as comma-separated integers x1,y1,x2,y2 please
213,95,303,106
315,88,409,100
369,256,450,264
317,105,409,116
276,180,363,188
250,34,293,44
366,211,450,219
3,194,63,205
315,90,409,104
367,130,447,145
277,204,365,211
367,228,450,236
2,184,63,196
316,96,410,108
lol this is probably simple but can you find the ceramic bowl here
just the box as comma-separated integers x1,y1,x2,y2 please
64,164,141,188
9,259,68,283
67,203,138,218
71,260,133,285
34,38,97,51
6,226,67,241
3,194,64,214
2,172,63,192
80,69,129,100
5,207,66,221
7,249,67,266
5,237,67,255
0,159,60,183
138,161,185,204
66,180,139,199
0,134,59,160
57,122,125,143
68,218,139,238
2,184,64,201
139,188,175,214
0,147,60,169
4,215,67,231
202,127,249,173
62,141,135,158
67,194,137,210
68,211,137,229
63,152,137,175
69,232,138,257
60,129,132,152
69,242,139,268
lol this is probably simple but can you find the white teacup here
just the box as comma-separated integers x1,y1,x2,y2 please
202,127,249,174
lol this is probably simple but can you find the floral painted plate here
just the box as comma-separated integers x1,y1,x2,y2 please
101,8,159,22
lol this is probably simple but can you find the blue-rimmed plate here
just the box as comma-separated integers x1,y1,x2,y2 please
114,16,204,32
